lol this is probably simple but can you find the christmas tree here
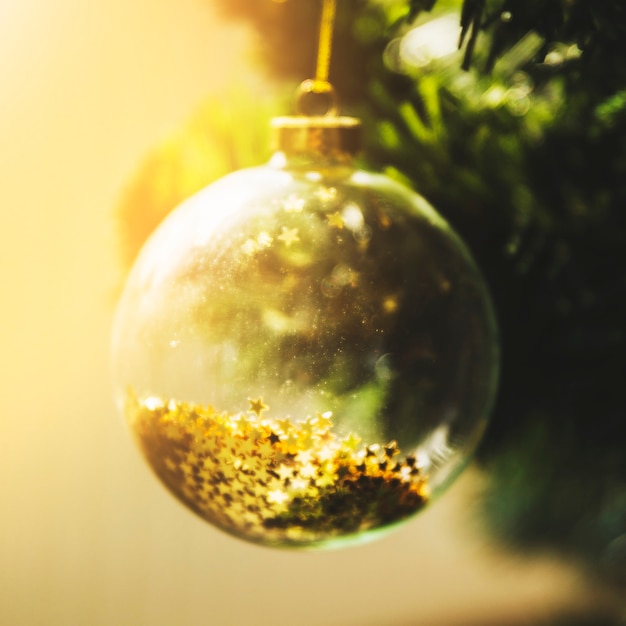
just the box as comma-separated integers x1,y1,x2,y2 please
118,0,626,620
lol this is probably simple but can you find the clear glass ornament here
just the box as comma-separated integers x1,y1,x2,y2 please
112,114,499,549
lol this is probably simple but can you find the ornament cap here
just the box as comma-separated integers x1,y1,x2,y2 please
271,116,362,158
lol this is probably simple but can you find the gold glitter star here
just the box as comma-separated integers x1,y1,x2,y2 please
299,431,314,449
243,510,261,526
197,469,212,483
267,489,289,505
315,186,338,205
295,449,314,465
179,461,193,476
283,194,305,213
299,463,317,479
235,436,256,457
283,431,300,454
289,477,309,492
277,226,300,246
399,466,413,481
221,463,238,481
384,441,400,458
326,211,344,229
213,420,230,437
186,451,200,466
257,439,275,459
216,432,238,460
143,396,164,411
276,418,292,434
277,464,294,481
315,471,336,488
267,499,289,515
300,417,316,435
343,432,362,450
248,454,268,475
317,444,337,462
268,431,281,445
274,448,294,464
366,444,381,458
241,238,259,256
248,397,269,416
257,231,273,248
314,411,333,432
164,422,183,440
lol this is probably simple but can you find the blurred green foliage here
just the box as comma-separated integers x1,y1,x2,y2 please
210,0,626,588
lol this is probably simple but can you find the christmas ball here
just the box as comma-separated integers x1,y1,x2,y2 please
112,115,499,549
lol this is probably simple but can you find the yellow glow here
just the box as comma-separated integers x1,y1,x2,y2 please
0,1,599,623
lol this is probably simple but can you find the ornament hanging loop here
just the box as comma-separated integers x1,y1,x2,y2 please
275,0,361,156
296,79,339,117
294,0,339,117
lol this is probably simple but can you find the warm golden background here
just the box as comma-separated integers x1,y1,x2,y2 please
0,1,600,624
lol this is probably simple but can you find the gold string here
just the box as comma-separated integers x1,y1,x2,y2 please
315,0,337,84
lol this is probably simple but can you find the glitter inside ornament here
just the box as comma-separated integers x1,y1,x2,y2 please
112,114,498,549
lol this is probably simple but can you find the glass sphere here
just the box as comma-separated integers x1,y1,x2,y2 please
112,119,498,549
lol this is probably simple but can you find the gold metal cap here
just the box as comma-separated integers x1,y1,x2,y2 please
271,116,362,158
